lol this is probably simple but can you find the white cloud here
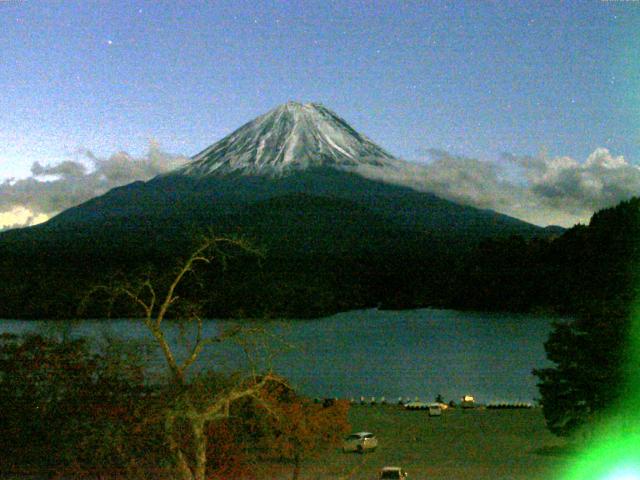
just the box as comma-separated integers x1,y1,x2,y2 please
1,143,636,230
516,148,640,217
0,143,189,231
0,206,49,230
354,148,638,227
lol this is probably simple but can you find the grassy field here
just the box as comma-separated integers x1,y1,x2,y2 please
0,405,573,480
257,404,572,480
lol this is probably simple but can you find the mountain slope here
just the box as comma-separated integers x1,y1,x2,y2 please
44,166,543,240
0,102,561,319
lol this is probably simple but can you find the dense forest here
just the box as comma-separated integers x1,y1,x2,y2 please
449,197,639,316
531,198,639,439
0,197,637,320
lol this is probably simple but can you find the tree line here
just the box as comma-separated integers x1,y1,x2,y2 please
533,198,640,438
450,198,639,316
1,195,636,320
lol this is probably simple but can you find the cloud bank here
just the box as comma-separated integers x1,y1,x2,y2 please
355,147,639,227
0,143,188,230
1,144,636,230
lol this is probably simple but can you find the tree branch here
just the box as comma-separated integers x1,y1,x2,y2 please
198,373,288,423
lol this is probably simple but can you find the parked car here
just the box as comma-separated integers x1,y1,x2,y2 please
428,403,442,416
342,431,378,453
379,466,408,479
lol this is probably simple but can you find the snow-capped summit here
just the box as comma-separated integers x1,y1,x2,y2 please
174,102,398,177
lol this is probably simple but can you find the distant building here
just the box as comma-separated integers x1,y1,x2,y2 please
461,394,475,408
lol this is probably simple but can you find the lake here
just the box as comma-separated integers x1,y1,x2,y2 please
0,308,560,404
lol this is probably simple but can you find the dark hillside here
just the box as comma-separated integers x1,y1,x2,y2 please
448,198,640,314
0,168,555,319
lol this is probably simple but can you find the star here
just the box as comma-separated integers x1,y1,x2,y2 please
107,40,113,45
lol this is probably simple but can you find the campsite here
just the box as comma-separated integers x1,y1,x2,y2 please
253,404,569,480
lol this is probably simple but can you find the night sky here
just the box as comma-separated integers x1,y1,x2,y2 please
1,1,639,228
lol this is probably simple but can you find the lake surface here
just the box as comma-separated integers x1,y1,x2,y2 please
0,308,561,403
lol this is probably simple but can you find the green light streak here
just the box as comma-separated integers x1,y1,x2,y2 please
559,291,640,478
560,431,640,480
547,11,640,478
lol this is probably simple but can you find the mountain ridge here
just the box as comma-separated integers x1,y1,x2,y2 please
0,102,563,319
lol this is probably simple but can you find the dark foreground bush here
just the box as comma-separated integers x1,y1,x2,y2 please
0,333,168,478
0,333,351,479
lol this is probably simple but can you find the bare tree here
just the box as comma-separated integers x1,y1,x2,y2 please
85,235,287,480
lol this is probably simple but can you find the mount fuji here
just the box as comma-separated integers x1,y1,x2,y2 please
0,102,559,318
39,102,545,235
176,101,398,176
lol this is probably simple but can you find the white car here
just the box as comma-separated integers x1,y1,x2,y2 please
342,431,378,453
379,466,408,479
428,403,442,416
